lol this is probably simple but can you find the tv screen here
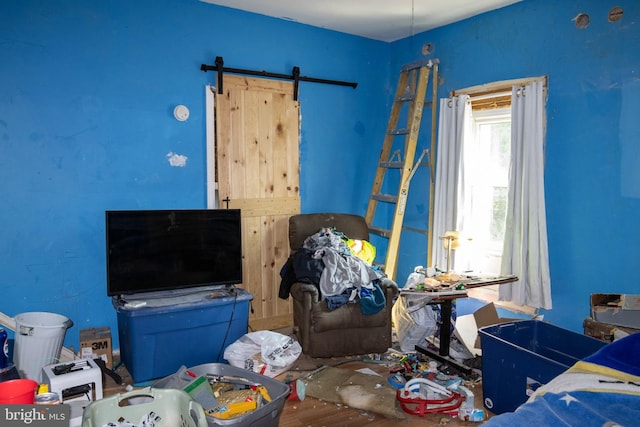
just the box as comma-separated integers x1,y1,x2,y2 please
106,209,243,296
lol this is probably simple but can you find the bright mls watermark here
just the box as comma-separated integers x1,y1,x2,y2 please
1,405,69,426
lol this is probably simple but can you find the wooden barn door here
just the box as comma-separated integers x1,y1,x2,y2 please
215,75,300,331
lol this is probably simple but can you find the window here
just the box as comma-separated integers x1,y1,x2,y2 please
457,106,511,275
435,77,550,310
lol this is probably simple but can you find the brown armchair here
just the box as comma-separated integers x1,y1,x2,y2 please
283,213,399,357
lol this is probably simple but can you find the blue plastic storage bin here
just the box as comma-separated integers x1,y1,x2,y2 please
113,287,253,383
478,320,606,415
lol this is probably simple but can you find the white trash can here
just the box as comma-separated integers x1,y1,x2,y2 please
13,312,73,382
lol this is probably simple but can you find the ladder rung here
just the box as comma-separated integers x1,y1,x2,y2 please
396,95,415,102
389,128,409,135
379,161,403,169
397,99,432,107
371,193,398,203
401,58,440,72
403,225,428,235
369,226,391,238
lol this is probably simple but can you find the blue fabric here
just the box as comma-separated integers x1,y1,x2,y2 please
292,248,325,284
582,332,640,376
484,390,640,427
325,291,351,311
359,281,386,315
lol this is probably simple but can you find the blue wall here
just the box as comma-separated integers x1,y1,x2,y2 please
2,0,638,354
393,0,640,329
1,0,391,350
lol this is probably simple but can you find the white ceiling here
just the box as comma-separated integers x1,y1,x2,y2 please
201,0,522,42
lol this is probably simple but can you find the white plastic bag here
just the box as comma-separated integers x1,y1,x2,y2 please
392,294,438,352
223,331,302,377
404,265,437,289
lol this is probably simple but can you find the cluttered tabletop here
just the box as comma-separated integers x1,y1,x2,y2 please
400,270,519,298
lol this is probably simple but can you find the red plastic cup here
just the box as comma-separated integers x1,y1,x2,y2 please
0,379,38,404
287,379,306,401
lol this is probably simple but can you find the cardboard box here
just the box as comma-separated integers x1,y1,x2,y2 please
80,326,113,369
590,293,640,329
454,303,520,355
472,302,519,348
583,317,639,342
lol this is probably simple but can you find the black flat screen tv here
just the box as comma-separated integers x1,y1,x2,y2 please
106,209,243,296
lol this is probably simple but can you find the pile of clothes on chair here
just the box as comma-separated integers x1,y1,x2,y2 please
279,227,387,315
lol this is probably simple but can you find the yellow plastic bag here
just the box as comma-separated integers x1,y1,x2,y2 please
347,239,376,265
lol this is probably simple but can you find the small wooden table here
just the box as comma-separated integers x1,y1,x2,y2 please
401,275,518,373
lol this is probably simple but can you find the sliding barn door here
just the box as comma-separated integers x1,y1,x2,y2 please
215,75,300,331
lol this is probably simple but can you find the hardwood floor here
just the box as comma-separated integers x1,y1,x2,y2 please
275,353,491,427
103,335,492,427
279,393,488,427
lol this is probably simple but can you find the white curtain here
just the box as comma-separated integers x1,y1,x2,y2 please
499,81,552,309
431,95,471,269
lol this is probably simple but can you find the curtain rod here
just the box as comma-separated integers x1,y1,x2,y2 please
200,56,358,101
451,75,547,97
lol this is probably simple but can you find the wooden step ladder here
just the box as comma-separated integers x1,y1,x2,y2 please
365,59,439,281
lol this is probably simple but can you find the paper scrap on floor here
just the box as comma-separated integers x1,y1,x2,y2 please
304,366,406,419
